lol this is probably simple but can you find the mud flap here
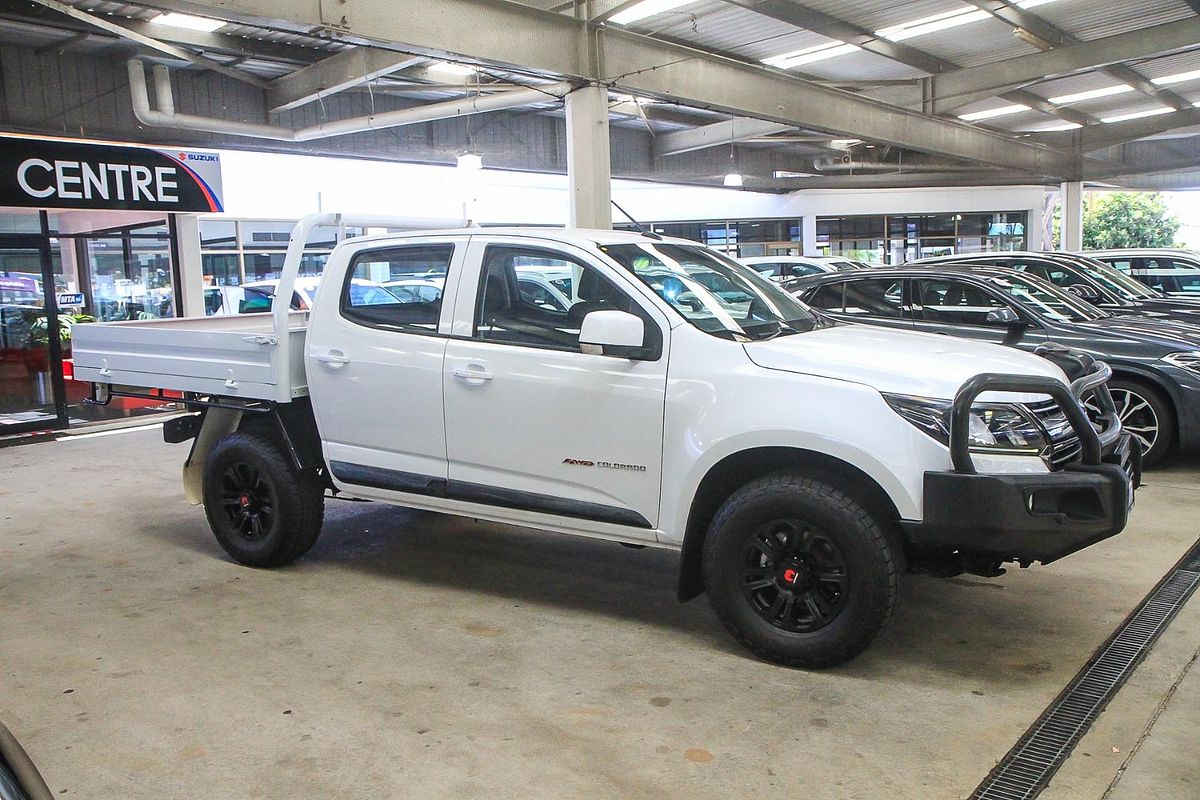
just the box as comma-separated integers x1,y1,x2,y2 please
182,407,242,505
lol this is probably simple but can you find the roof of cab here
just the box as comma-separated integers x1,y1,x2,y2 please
340,226,700,249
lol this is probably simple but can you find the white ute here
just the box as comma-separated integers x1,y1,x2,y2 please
73,214,1140,667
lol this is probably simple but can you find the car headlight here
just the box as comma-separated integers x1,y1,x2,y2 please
883,393,1048,456
1162,351,1200,374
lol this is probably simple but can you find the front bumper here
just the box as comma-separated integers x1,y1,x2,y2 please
903,348,1140,565
906,433,1140,564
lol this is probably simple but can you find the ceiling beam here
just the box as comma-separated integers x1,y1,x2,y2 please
724,0,1094,126
268,48,426,111
170,0,1082,176
930,17,1200,113
656,118,793,156
961,0,1195,112
27,0,269,88
1066,108,1200,152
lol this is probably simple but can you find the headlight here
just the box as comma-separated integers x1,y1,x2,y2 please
883,393,1048,456
1163,351,1200,374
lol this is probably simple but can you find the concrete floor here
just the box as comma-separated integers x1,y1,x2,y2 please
1,425,1196,799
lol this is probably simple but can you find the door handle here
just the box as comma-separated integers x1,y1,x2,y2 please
452,366,493,383
315,350,351,366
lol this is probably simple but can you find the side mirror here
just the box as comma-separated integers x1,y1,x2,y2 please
579,309,648,359
985,307,1022,326
0,720,52,800
1065,284,1100,301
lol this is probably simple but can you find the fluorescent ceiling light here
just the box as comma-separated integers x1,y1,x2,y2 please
829,138,862,149
1048,84,1134,104
1101,107,1175,123
773,170,817,178
876,8,989,42
1151,69,1200,86
427,61,476,77
762,42,861,69
610,0,695,26
876,0,1059,42
958,104,1030,121
723,172,744,187
149,12,226,32
1037,122,1083,131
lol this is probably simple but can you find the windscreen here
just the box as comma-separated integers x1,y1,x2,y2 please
600,242,818,340
984,273,1105,323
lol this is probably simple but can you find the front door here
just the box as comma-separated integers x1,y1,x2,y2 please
910,277,1046,349
0,237,67,433
305,237,466,492
442,238,669,537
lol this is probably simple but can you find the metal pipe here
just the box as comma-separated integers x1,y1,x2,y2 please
152,63,174,115
128,59,573,142
810,156,994,173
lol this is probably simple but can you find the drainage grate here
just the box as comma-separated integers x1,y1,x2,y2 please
969,539,1200,800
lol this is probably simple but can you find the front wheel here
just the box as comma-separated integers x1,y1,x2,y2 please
1087,379,1174,467
202,431,325,567
702,471,899,668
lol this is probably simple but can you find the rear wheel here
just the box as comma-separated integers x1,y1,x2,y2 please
202,431,324,567
702,471,899,669
1087,379,1174,467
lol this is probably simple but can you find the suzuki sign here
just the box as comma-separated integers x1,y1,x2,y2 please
0,136,223,212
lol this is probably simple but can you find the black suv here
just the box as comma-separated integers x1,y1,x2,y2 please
1086,249,1200,298
914,251,1200,325
785,265,1200,465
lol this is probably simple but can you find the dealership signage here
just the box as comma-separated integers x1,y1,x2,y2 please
0,136,223,212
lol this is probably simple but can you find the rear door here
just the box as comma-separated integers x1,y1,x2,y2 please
441,236,670,537
306,237,465,494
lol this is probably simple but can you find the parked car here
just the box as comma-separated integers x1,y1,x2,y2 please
913,251,1200,325
203,285,245,316
1085,249,1200,298
740,255,867,281
787,264,1200,465
74,215,1139,668
235,277,396,314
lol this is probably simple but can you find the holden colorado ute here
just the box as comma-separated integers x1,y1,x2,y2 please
72,214,1140,667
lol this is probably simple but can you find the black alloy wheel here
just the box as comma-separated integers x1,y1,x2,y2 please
218,461,277,543
703,470,898,669
740,519,848,633
202,431,325,567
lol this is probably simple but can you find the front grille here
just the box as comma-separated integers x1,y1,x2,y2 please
1025,399,1082,469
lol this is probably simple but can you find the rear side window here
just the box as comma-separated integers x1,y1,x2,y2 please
917,279,1008,326
341,244,454,333
842,279,905,318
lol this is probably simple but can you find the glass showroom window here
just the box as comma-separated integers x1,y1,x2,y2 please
198,219,364,289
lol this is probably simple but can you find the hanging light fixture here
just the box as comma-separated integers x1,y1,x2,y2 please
723,114,743,188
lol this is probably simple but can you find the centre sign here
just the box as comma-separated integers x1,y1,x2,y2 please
0,136,224,212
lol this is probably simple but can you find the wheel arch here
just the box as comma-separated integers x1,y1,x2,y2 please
676,447,903,602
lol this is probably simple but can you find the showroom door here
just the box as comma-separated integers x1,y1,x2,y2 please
0,237,68,433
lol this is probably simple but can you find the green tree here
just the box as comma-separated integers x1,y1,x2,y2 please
1082,192,1181,249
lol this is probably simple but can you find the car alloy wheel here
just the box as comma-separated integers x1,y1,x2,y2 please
739,519,849,633
218,460,276,542
1086,388,1159,455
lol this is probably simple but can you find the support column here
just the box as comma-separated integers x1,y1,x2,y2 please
173,214,206,318
565,84,612,229
801,215,817,256
1060,181,1084,252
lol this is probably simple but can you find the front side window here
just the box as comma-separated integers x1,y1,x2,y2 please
474,245,642,352
982,273,1102,322
916,279,1010,326
341,244,454,333
601,242,817,340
